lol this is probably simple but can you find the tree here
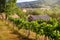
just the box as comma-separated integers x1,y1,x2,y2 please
0,0,17,19
5,0,17,19
0,0,6,13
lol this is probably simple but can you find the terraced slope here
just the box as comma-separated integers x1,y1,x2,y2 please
0,20,49,40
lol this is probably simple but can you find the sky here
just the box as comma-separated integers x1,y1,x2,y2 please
17,0,36,3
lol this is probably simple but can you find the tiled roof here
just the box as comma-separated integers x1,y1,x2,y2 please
28,14,50,21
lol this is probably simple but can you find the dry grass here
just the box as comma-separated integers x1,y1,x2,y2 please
19,29,49,40
0,20,20,40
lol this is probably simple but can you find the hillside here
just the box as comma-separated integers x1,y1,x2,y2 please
16,1,42,8
54,0,60,5
16,0,60,8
